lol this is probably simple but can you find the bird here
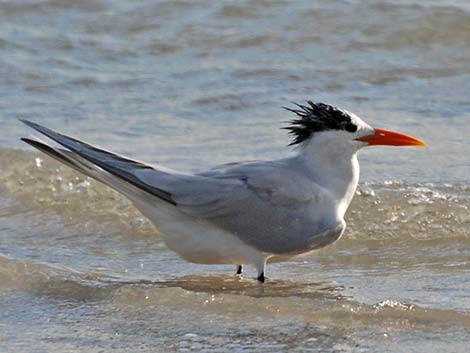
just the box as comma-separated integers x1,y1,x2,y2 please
20,101,426,282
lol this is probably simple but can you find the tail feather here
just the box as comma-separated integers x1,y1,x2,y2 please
21,137,94,177
20,120,176,205
21,137,166,205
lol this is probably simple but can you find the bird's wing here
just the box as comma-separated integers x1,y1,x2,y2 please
20,120,247,210
20,120,180,204
138,160,335,254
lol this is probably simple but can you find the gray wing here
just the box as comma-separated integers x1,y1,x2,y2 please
20,120,259,219
20,120,253,215
140,160,336,255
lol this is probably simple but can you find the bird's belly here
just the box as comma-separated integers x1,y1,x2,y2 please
132,198,264,265
156,218,263,265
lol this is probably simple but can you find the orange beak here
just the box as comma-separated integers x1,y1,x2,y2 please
356,128,427,147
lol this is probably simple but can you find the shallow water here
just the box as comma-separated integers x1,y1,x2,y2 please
1,0,470,352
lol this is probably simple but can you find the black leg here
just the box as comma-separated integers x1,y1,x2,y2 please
257,272,265,283
236,265,242,275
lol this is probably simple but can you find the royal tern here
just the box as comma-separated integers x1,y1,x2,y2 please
20,101,426,282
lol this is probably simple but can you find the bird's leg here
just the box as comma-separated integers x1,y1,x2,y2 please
235,265,243,275
255,258,266,283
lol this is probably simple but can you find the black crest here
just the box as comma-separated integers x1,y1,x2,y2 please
283,101,357,146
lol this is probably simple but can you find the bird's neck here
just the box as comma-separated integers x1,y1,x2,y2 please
296,139,360,218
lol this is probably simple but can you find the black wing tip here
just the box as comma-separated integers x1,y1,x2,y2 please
19,119,45,132
19,118,35,126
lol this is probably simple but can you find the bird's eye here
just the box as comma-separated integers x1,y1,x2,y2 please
345,123,358,133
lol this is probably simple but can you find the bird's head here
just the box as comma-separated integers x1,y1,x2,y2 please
283,101,426,151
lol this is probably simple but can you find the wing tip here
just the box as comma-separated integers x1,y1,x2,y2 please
19,118,33,125
19,119,44,132
20,120,178,206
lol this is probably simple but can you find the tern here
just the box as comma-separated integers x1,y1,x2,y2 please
20,101,426,282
